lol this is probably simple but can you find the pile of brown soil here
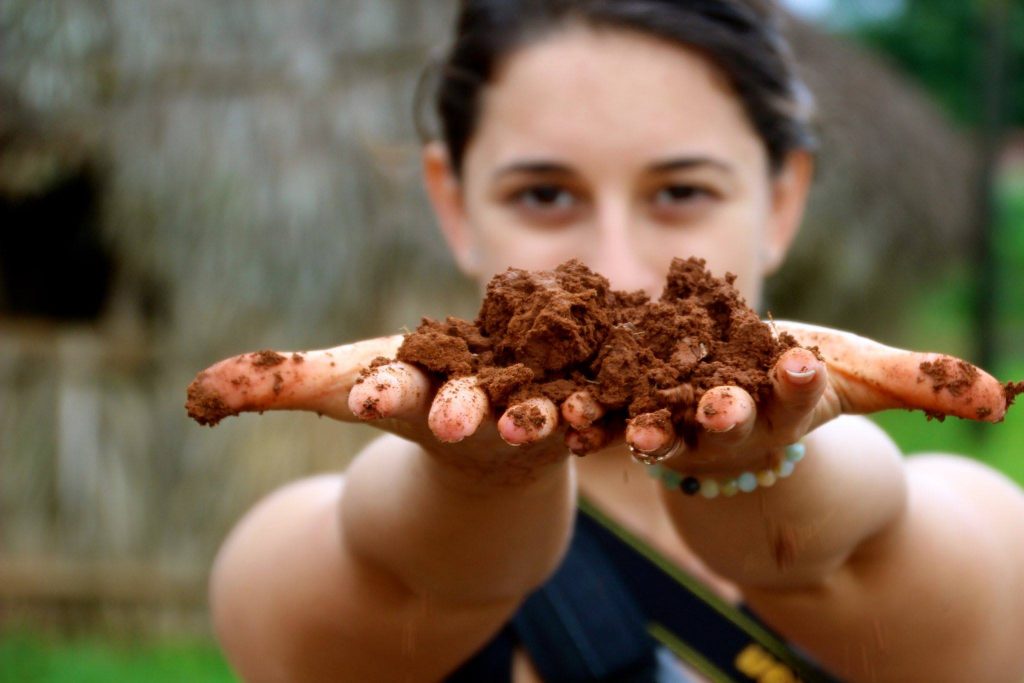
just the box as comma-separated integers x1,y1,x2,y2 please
396,258,801,436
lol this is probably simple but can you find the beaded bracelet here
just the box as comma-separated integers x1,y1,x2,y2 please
646,442,806,499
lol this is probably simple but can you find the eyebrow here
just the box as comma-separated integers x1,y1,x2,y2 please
492,156,735,181
648,156,735,175
492,161,573,181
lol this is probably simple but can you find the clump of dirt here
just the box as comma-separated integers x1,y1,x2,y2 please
396,258,801,436
186,373,233,426
250,350,286,369
919,358,979,398
1006,382,1024,408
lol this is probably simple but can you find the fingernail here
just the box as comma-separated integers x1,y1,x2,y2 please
785,367,816,385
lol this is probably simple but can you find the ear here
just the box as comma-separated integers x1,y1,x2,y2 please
422,141,480,278
762,150,814,275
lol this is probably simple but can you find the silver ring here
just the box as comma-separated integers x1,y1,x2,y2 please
629,438,684,465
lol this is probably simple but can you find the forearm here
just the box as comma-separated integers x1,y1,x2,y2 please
661,415,907,590
341,434,576,604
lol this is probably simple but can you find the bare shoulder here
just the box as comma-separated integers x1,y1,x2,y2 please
846,452,1024,679
872,454,1024,679
745,449,1024,681
209,471,387,681
209,452,516,682
906,451,1024,509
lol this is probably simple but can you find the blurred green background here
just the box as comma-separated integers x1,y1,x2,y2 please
1,0,1022,680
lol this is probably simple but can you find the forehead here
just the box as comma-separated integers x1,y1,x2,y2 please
470,25,766,171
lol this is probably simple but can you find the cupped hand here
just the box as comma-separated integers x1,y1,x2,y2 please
622,321,1012,478
186,323,1013,481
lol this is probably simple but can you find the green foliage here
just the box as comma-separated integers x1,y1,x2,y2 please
999,172,1024,288
0,632,235,683
846,3,1024,470
852,0,1024,126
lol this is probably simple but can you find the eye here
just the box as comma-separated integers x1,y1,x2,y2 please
513,184,577,210
651,184,712,206
648,182,718,222
505,183,584,227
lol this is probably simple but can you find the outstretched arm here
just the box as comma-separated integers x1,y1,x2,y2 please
191,340,576,681
645,323,1024,681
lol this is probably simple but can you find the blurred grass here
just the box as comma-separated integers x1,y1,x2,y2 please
871,170,1024,486
0,632,234,683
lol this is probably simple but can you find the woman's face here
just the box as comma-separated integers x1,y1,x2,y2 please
425,25,812,306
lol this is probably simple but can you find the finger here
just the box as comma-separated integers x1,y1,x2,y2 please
765,346,829,437
498,397,559,446
565,423,611,456
779,321,1009,422
696,385,756,447
627,410,685,464
428,377,489,443
185,336,403,426
625,409,676,454
561,390,605,429
348,362,431,421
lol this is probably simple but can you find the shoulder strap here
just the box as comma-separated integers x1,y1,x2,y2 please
510,512,690,683
577,498,843,683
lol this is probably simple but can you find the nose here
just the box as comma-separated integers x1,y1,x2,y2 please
586,201,661,296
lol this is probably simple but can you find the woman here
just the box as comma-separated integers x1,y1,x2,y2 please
192,1,1024,680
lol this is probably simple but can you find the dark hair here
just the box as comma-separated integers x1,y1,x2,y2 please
417,0,815,174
